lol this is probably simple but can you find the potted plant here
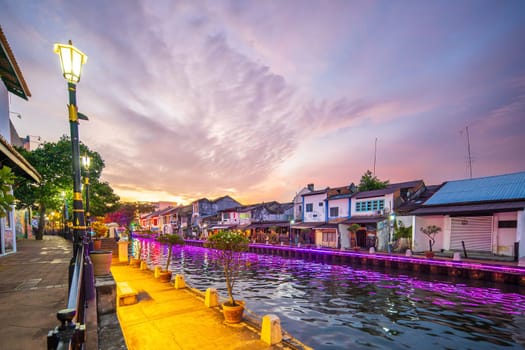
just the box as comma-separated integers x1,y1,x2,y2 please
347,224,361,249
91,220,108,250
156,233,185,282
205,230,250,323
393,221,412,252
420,225,442,258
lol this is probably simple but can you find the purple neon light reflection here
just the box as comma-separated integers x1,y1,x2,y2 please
134,238,525,349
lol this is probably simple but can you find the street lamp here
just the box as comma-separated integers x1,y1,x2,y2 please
81,155,91,239
54,40,88,261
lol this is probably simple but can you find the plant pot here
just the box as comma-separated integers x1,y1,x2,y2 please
222,301,245,323
158,270,172,283
90,250,113,276
425,251,435,258
93,239,102,250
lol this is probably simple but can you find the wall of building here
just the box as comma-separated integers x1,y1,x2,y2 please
517,210,525,260
327,198,350,220
493,212,517,256
413,216,446,252
303,193,326,222
0,83,10,143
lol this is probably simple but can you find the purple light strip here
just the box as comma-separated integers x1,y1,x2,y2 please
140,239,525,276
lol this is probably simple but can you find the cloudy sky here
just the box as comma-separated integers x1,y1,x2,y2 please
2,0,524,205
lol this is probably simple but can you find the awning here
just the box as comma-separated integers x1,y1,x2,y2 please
0,135,40,183
314,223,339,230
0,26,31,100
208,224,236,230
291,222,322,229
411,201,525,216
342,216,384,224
247,221,290,229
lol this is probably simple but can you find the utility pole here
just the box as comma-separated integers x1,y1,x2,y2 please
373,137,377,176
466,126,473,179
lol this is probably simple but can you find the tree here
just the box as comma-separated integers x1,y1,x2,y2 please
358,170,389,191
420,225,442,252
0,166,15,218
89,181,120,217
14,136,119,239
205,230,250,306
105,202,157,228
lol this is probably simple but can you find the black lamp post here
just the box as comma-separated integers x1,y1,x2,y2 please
54,40,88,254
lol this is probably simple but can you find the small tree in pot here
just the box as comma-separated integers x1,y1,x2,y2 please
205,230,250,323
156,233,185,282
347,224,361,249
420,225,442,258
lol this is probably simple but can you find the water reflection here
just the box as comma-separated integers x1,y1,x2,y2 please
134,238,525,349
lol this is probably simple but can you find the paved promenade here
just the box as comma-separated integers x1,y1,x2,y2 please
0,236,71,350
111,261,295,350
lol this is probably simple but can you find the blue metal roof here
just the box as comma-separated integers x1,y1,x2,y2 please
424,171,525,205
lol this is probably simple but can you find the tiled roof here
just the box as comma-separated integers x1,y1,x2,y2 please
424,171,525,205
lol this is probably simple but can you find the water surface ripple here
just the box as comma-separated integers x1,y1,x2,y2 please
134,239,525,349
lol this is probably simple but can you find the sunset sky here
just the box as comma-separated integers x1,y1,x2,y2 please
2,0,524,205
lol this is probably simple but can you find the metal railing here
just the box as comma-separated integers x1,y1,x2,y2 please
47,234,90,349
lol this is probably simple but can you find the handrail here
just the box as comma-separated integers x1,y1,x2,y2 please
67,245,85,323
47,240,88,349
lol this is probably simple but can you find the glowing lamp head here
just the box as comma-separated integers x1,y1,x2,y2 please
54,40,87,84
81,155,91,169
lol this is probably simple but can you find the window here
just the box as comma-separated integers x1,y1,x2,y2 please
319,202,324,207
306,203,313,212
299,205,302,213
355,199,385,212
498,220,517,228
240,213,250,219
322,232,336,242
329,207,339,217
222,212,230,220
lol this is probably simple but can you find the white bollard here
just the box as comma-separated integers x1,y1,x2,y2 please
261,314,282,345
453,252,461,261
174,274,186,289
204,288,219,307
154,265,162,278
405,249,412,257
369,247,375,254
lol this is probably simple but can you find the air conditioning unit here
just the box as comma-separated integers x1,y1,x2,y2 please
377,210,384,215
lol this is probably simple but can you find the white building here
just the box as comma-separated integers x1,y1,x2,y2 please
0,26,41,255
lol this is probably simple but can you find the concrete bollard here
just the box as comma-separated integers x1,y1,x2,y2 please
140,261,148,270
174,274,186,289
118,241,129,262
204,288,219,307
405,249,412,257
369,247,375,254
261,314,282,345
453,252,461,261
154,265,162,278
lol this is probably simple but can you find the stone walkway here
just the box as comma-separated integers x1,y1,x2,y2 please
111,261,300,350
0,236,71,350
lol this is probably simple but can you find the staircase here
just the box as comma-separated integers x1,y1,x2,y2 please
100,238,119,257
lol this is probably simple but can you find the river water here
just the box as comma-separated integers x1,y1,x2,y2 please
134,239,525,349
